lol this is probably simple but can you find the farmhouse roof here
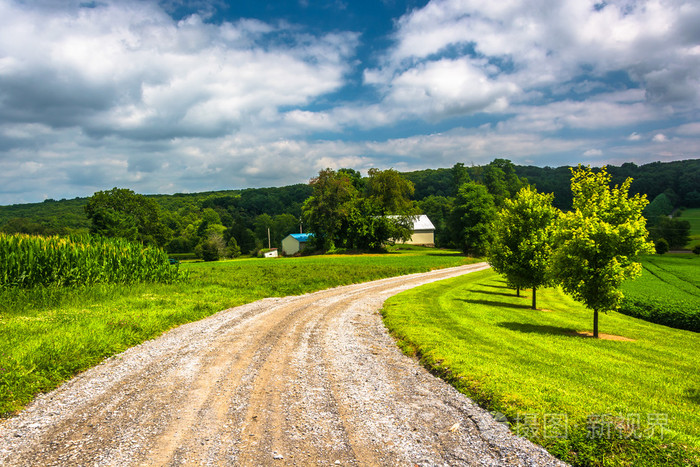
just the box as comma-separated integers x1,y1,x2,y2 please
412,214,435,231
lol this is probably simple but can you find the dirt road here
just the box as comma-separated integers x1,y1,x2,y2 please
0,263,565,466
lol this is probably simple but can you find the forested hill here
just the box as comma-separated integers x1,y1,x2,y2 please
0,159,698,252
403,159,700,210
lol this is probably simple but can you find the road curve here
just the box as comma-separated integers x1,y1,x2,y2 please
0,263,565,466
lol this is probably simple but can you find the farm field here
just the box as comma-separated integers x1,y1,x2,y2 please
679,207,700,249
382,268,700,466
619,254,700,332
0,246,476,416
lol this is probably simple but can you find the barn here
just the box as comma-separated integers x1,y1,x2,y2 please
388,214,436,246
281,233,314,256
402,214,436,246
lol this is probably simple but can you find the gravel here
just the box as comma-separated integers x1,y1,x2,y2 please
0,263,567,466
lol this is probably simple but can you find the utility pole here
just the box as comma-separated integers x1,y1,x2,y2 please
267,227,271,250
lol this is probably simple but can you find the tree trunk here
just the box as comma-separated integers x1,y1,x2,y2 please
516,286,520,297
593,309,599,338
532,286,536,310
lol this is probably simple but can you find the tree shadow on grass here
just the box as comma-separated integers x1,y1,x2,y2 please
475,289,522,298
478,282,510,289
497,321,580,336
453,299,531,310
686,388,700,405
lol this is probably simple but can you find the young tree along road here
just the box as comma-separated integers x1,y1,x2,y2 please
0,265,564,466
553,166,654,338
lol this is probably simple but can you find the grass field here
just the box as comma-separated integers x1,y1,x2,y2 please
0,246,475,416
620,254,700,332
678,208,700,249
382,269,700,466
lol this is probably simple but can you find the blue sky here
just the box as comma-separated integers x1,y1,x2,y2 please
0,0,699,204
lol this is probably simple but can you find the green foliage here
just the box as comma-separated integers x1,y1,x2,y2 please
654,238,669,255
644,193,674,219
382,269,700,466
480,158,527,206
303,168,417,252
648,217,691,249
619,255,700,332
0,248,475,415
448,181,496,255
302,168,358,250
418,195,454,247
553,166,654,336
694,245,700,255
488,186,559,308
0,233,185,288
85,188,171,247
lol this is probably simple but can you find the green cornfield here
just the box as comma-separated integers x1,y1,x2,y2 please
0,233,185,288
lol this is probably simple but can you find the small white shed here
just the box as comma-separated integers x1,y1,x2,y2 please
281,233,314,256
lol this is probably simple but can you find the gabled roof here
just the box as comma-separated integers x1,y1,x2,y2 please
412,214,435,231
288,233,314,242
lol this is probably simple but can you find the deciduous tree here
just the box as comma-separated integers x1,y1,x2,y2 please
488,187,559,309
448,182,496,255
552,166,654,337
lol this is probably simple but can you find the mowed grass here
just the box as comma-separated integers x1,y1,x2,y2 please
0,247,475,416
382,268,700,466
620,254,700,332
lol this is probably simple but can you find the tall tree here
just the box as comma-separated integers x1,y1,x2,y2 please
365,168,416,215
302,169,358,250
552,166,654,338
448,182,496,255
488,187,559,309
85,188,170,247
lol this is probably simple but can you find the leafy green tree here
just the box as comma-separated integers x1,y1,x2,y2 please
481,159,526,206
365,168,416,215
654,238,669,255
418,195,454,247
488,187,559,309
448,182,496,255
644,193,673,220
552,166,654,338
649,216,691,249
85,188,171,247
302,169,358,250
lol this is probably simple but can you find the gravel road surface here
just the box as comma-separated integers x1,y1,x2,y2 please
0,263,566,466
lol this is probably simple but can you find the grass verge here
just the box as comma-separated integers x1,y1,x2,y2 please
0,247,475,416
382,268,700,466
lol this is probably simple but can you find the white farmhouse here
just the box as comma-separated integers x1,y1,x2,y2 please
401,214,436,246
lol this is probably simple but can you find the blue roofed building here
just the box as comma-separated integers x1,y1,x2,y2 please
281,233,314,256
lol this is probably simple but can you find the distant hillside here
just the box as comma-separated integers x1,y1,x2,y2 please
403,159,700,210
1,159,698,240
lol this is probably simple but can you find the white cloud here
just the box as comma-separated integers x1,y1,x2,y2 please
0,0,358,140
583,149,603,156
653,133,668,142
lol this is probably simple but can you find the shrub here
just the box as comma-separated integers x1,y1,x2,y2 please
654,238,669,255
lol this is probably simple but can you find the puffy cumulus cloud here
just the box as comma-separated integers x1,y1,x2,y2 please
0,0,358,141
378,0,700,107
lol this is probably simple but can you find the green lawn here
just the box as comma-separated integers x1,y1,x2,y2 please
382,268,700,466
0,247,475,416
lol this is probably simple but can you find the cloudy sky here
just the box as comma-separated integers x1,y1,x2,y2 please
0,0,699,204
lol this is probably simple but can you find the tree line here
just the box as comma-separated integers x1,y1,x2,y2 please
0,159,697,259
